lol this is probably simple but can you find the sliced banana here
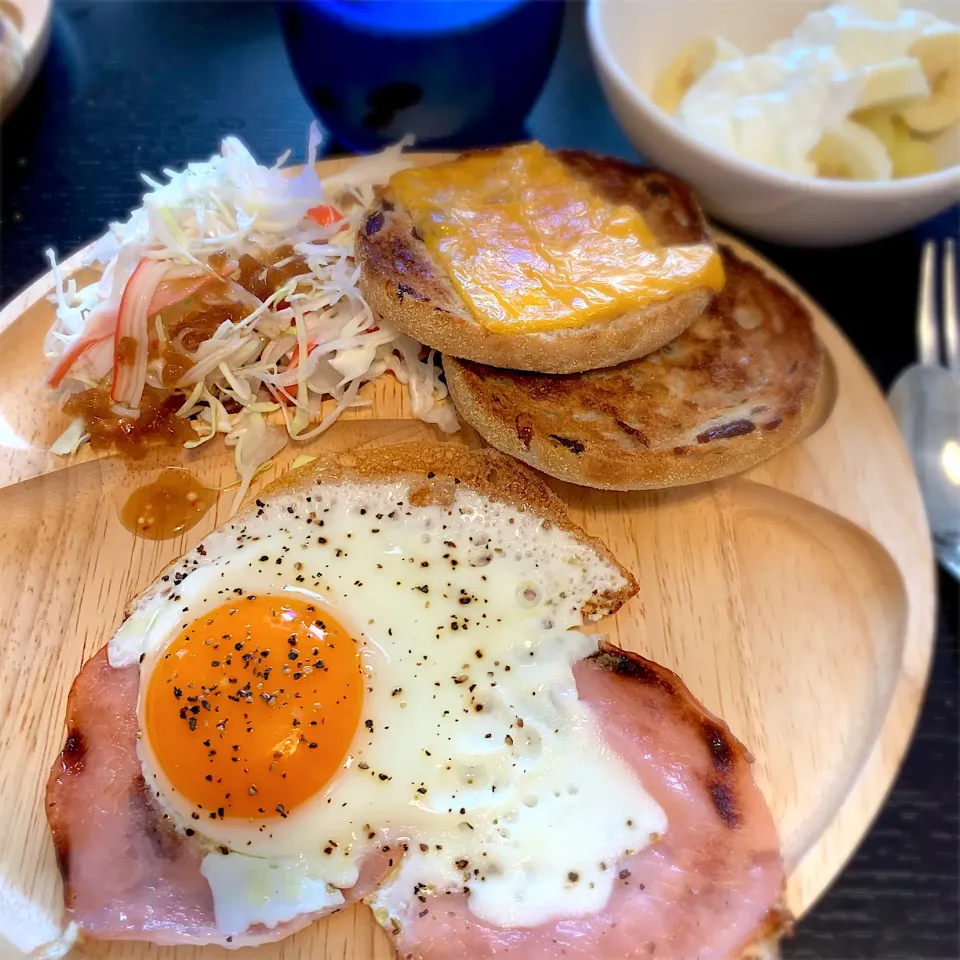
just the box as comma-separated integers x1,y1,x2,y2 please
853,105,900,152
652,36,743,116
855,105,941,179
901,24,960,135
889,132,939,177
809,119,894,180
855,56,930,111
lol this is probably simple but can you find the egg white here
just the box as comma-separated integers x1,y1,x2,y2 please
110,480,665,934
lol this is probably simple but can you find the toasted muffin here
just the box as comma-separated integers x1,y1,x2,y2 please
443,247,824,490
259,441,637,615
356,145,723,374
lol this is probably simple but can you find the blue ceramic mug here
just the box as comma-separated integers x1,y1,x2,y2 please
277,0,565,151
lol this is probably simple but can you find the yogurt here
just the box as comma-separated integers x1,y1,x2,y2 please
673,1,955,177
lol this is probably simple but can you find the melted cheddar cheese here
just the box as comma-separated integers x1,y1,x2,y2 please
389,143,725,334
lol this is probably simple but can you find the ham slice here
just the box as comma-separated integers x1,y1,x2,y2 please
377,644,788,960
47,644,786,956
45,647,385,948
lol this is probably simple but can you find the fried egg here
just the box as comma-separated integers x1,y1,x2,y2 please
109,478,666,936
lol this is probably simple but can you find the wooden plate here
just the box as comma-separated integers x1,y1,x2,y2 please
0,0,52,120
0,155,935,958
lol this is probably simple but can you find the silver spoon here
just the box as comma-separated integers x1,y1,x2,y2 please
888,237,960,579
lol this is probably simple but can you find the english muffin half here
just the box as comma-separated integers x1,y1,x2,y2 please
356,145,722,374
444,247,825,490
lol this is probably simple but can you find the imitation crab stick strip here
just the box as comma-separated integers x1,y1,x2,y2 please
111,258,169,407
44,306,116,388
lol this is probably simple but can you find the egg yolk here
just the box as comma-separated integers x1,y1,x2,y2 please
144,595,363,820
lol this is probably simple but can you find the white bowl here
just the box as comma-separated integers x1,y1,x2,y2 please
586,0,960,246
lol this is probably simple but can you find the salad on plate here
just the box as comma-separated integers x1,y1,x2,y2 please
43,126,457,505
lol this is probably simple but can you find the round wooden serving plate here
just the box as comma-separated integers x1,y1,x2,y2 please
0,155,935,959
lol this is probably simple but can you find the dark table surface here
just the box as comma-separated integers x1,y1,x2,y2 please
1,3,957,957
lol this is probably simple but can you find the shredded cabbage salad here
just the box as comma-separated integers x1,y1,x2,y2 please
43,126,458,506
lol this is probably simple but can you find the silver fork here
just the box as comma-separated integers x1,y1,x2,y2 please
917,238,959,373
888,237,960,579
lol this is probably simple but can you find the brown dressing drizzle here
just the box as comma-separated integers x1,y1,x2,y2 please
120,469,218,540
61,244,307,454
116,336,138,365
234,244,308,301
63,385,194,456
